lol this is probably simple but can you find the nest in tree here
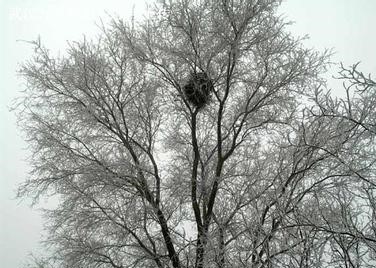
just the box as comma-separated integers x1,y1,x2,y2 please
183,72,213,108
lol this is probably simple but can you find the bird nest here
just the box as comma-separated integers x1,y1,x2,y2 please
183,72,214,108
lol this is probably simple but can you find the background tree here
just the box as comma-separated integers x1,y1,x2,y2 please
16,0,376,267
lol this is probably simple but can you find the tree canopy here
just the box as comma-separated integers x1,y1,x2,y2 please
17,0,376,267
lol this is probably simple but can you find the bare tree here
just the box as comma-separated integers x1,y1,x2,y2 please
16,0,376,267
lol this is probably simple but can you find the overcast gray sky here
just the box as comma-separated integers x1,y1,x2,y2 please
1,1,376,267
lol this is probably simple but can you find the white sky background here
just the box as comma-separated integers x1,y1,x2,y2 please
0,0,375,267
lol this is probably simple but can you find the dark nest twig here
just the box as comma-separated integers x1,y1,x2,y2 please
183,72,214,108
